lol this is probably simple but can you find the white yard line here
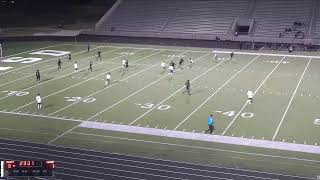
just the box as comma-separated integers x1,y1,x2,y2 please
0,43,92,76
80,44,320,59
47,124,81,145
49,50,166,115
221,56,287,136
89,51,191,121
128,52,221,126
174,55,261,130
0,46,114,88
212,50,320,59
272,58,312,141
0,110,83,122
11,48,146,112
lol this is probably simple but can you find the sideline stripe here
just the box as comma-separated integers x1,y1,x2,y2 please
174,55,261,130
76,44,320,59
212,50,320,59
80,121,320,155
221,56,286,135
0,110,83,122
272,58,312,141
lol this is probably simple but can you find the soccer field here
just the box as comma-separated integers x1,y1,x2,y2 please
0,41,320,178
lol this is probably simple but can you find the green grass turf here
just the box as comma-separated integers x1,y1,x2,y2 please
0,41,320,178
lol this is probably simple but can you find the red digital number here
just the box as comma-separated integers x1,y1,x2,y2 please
19,161,35,167
7,163,11,169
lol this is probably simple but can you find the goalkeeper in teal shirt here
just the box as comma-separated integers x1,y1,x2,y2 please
205,114,215,134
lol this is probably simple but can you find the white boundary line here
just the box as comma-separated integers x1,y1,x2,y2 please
212,50,320,59
47,124,80,145
222,56,287,135
128,52,218,125
0,43,81,76
0,137,316,179
88,51,192,121
272,58,312,141
76,44,320,59
0,110,83,122
174,55,261,130
11,48,145,112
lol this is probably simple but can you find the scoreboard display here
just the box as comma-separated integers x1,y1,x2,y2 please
1,160,55,177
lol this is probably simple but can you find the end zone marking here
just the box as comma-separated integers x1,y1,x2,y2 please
0,44,101,77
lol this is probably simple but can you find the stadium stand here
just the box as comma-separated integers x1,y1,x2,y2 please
313,0,320,38
100,0,174,32
162,0,248,34
91,0,320,44
98,0,248,35
252,0,312,38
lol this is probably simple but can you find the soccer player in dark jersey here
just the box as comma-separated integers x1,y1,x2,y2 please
96,51,102,61
125,60,129,71
170,61,176,69
68,53,72,61
178,58,184,69
87,42,90,52
230,52,234,60
183,80,191,95
36,69,40,82
89,61,93,72
58,59,62,70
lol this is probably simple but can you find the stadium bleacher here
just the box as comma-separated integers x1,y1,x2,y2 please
252,0,312,38
95,0,320,42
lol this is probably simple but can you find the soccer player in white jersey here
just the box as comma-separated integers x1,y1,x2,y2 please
105,73,111,86
168,65,174,75
161,61,166,73
36,93,42,109
214,53,217,61
247,90,253,104
188,58,194,69
121,59,126,70
74,61,78,72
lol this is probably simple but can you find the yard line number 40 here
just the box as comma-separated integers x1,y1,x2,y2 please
214,110,254,119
